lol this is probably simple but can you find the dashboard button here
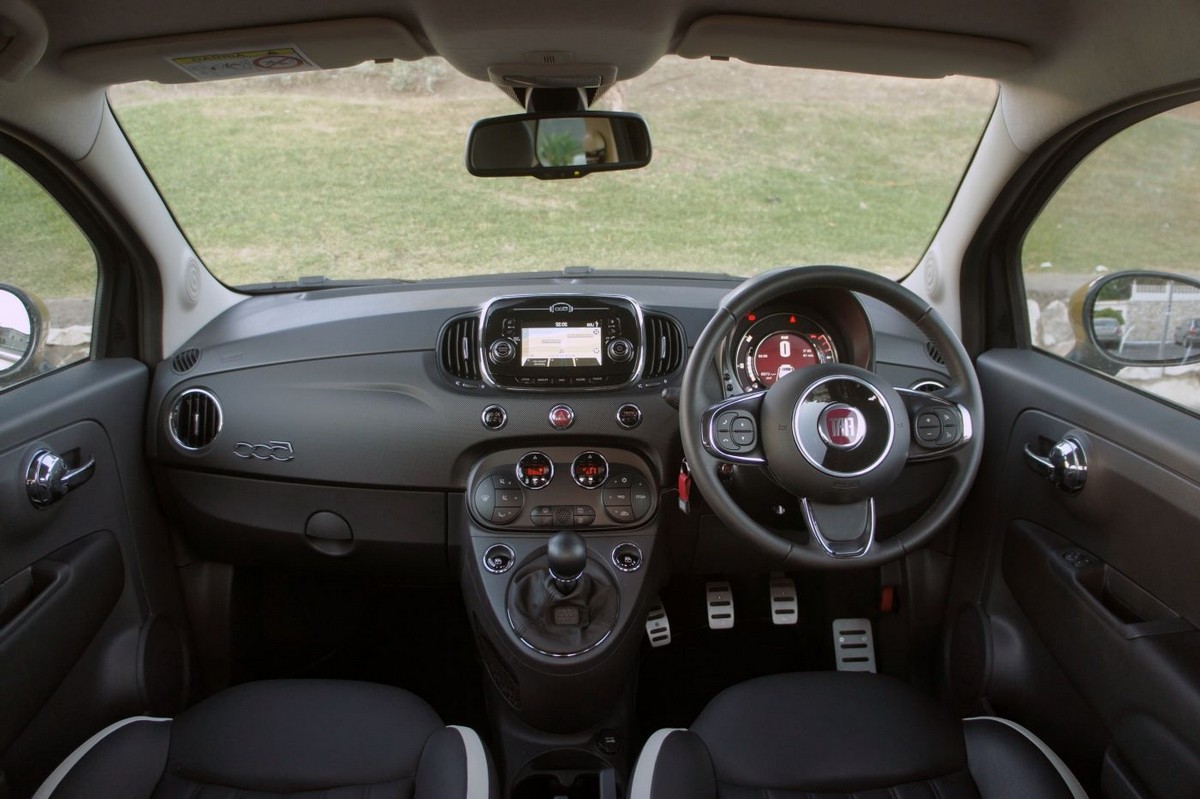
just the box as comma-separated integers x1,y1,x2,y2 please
603,489,631,506
473,479,496,519
488,339,516,364
531,506,553,526
612,543,643,572
606,506,635,523
492,506,520,524
493,473,518,489
549,404,575,430
481,405,507,430
616,404,643,429
496,490,524,507
517,452,554,489
608,473,633,488
631,483,652,518
483,544,515,574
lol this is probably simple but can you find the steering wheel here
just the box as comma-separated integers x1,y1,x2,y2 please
680,266,984,568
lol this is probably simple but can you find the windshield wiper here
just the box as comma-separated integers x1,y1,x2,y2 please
237,275,415,293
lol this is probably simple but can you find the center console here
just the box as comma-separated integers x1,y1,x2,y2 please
459,445,666,798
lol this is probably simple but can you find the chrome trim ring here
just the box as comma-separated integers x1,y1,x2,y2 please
571,450,609,489
483,544,516,574
792,374,896,478
611,542,643,572
515,451,555,490
480,404,508,430
167,388,223,451
548,404,575,430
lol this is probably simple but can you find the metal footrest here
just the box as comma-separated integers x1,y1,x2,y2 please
706,580,735,629
832,617,876,672
645,599,671,647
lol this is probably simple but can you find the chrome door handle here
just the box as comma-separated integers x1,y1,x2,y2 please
26,449,96,507
1023,436,1087,493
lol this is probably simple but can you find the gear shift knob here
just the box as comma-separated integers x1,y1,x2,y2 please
547,530,587,593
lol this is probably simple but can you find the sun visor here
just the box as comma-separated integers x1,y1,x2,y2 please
0,0,49,81
59,18,425,85
677,16,1034,79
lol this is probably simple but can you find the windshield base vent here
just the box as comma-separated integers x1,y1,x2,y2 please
169,389,222,451
172,348,201,373
643,314,685,379
440,316,481,382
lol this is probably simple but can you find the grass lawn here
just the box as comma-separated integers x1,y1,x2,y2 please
9,58,1198,301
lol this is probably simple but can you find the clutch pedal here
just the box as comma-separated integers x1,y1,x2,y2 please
645,599,671,648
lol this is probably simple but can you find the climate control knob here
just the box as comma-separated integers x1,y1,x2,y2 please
606,337,634,363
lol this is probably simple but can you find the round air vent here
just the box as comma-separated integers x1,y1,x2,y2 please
169,389,222,451
171,348,201,373
910,379,947,393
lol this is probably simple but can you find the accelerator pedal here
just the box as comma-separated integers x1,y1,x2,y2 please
832,618,877,672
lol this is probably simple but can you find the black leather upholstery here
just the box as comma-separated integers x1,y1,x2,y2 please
506,559,619,655
37,680,496,799
632,673,1083,799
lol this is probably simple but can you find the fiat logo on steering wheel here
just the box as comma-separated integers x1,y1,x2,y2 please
818,404,866,450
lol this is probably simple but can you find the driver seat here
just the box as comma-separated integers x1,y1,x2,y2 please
629,672,1087,799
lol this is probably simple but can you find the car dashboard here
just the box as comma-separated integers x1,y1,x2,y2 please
146,272,952,579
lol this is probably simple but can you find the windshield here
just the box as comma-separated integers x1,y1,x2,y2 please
109,58,996,288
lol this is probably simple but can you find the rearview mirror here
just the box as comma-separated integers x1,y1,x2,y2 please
1069,270,1200,368
466,111,651,179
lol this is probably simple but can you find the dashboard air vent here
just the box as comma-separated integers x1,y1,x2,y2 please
925,341,946,366
171,348,201,373
643,314,685,379
169,389,222,451
440,316,480,381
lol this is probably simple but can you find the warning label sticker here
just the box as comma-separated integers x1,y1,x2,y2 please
168,47,318,81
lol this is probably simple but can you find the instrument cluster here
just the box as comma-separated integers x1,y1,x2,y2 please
728,309,842,393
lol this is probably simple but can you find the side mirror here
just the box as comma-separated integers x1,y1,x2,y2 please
0,284,49,386
1069,270,1200,367
466,111,651,179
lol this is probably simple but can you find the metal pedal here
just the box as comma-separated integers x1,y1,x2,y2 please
645,599,672,648
706,580,735,629
769,574,798,625
832,618,876,672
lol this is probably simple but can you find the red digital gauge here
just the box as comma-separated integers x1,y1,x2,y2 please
516,452,554,489
733,313,837,391
571,451,609,489
752,332,819,386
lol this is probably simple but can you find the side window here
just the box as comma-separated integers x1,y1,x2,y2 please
0,155,97,391
1024,100,1200,414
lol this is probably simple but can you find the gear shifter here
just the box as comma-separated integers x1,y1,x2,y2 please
547,530,587,593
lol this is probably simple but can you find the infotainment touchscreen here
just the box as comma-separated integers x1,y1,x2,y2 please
520,323,603,367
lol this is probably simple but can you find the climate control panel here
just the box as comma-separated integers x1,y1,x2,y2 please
470,447,656,530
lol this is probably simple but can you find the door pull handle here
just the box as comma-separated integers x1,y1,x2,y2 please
26,449,96,507
1023,436,1087,493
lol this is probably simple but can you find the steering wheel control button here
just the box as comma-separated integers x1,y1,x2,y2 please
548,404,575,430
488,338,516,364
612,542,643,572
483,544,515,574
571,451,609,488
716,411,737,432
916,412,942,443
516,452,554,489
616,403,643,429
481,405,508,430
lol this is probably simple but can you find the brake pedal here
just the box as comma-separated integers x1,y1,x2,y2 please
645,599,672,648
832,618,876,672
769,574,798,625
706,581,735,629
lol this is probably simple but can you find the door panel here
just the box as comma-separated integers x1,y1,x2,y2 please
0,360,189,797
958,348,1200,799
